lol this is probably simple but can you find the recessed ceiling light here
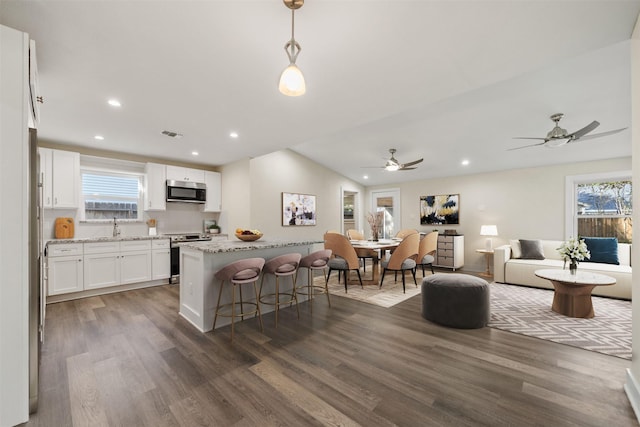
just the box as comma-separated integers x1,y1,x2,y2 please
94,135,104,140
107,99,121,107
363,175,369,179
191,151,199,156
230,132,239,138
461,159,470,166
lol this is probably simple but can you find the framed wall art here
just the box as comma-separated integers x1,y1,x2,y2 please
420,194,460,225
282,192,316,226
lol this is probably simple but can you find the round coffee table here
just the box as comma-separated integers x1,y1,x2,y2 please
534,269,616,318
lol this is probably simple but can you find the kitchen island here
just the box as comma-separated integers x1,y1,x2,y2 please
179,238,323,332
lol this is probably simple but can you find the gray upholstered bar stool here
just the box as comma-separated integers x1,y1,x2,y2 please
212,257,265,343
296,249,332,312
259,253,302,327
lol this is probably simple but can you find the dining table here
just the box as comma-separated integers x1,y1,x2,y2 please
349,239,400,285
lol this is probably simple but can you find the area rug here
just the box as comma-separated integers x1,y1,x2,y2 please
489,283,631,360
319,273,421,308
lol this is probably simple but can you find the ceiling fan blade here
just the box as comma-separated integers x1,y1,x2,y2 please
361,166,385,169
513,137,547,141
401,158,423,168
399,167,417,171
567,120,600,139
572,127,627,142
507,141,547,151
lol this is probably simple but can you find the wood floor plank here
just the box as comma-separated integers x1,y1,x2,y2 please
25,283,638,427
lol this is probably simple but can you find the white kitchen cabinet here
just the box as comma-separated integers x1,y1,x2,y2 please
166,165,205,183
144,162,166,211
83,241,120,290
204,171,221,212
434,234,464,270
39,147,53,208
39,148,80,209
152,239,171,280
47,243,84,295
120,240,152,284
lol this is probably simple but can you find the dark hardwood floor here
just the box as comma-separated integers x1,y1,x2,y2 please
25,277,638,426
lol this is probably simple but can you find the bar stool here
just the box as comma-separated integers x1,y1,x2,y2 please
212,257,265,343
295,249,332,312
259,253,301,327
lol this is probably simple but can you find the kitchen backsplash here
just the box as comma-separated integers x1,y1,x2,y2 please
44,202,219,240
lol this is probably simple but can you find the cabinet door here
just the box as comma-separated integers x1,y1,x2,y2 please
120,250,152,284
52,149,79,208
152,249,171,280
204,171,221,212
38,147,53,208
84,252,120,290
166,165,204,182
144,163,166,211
48,255,83,295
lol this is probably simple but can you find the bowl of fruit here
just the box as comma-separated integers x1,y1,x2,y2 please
234,228,263,242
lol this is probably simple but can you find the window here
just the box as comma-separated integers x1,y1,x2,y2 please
81,170,143,221
566,171,632,243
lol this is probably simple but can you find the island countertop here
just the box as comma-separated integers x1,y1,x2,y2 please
180,238,324,254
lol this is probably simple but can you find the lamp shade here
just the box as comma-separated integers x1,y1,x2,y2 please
279,64,306,96
480,225,498,236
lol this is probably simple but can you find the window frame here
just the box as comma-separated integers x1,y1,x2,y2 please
564,170,632,240
79,166,145,223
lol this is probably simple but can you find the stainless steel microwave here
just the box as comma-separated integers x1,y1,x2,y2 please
166,180,206,203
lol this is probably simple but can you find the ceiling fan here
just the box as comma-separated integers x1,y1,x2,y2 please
509,113,627,151
364,148,424,171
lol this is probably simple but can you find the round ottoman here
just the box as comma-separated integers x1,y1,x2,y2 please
421,273,490,329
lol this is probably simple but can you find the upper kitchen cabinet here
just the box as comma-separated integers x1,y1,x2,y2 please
39,148,80,209
204,171,221,212
144,162,166,211
166,165,205,183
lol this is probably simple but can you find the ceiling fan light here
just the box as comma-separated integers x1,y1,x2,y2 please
385,163,400,172
279,64,306,96
545,138,569,148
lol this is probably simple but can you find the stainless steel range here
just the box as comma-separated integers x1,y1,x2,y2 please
166,233,213,284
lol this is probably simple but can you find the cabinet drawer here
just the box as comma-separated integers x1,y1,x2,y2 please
437,257,454,266
84,241,120,254
121,240,152,251
438,236,454,243
439,242,454,250
48,243,83,257
152,239,170,249
438,249,453,257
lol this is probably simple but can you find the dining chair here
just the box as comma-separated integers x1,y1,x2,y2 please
323,232,363,292
416,231,438,277
346,229,377,274
380,233,419,293
395,228,419,239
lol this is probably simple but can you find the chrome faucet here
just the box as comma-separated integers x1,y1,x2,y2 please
113,217,121,237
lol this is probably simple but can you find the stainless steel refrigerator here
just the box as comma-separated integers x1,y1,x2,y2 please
28,127,44,413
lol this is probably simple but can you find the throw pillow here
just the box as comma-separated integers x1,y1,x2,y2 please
581,236,619,265
519,239,545,260
509,239,522,258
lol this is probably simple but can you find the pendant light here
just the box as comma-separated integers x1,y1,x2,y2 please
279,0,306,96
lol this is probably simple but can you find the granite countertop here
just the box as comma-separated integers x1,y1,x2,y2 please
46,235,170,245
180,238,324,254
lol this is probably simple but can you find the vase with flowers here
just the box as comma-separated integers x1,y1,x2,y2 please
557,237,590,275
366,211,384,241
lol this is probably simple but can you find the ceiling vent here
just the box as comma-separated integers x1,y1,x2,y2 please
161,130,183,138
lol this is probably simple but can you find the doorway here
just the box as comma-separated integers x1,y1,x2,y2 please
371,189,401,239
342,190,360,234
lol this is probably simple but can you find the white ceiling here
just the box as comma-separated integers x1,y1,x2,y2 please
1,1,638,186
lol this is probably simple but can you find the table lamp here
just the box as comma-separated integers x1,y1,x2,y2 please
480,225,498,251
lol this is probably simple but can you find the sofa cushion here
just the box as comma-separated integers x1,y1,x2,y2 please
519,239,545,260
581,237,619,265
509,239,522,258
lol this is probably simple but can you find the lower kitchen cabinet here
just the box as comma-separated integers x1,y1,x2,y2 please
120,250,152,284
48,254,84,295
152,239,171,280
84,252,120,290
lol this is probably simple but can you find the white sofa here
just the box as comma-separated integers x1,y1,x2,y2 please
494,240,631,300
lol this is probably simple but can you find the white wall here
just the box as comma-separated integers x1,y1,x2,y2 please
367,157,631,273
221,149,365,240
0,24,29,427
625,12,640,421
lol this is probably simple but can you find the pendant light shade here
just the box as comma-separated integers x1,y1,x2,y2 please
279,64,306,96
279,0,306,97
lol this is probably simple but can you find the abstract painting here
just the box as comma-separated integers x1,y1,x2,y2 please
282,192,316,226
420,194,460,225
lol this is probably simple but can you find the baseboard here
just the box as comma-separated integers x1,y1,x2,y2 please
624,368,640,423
